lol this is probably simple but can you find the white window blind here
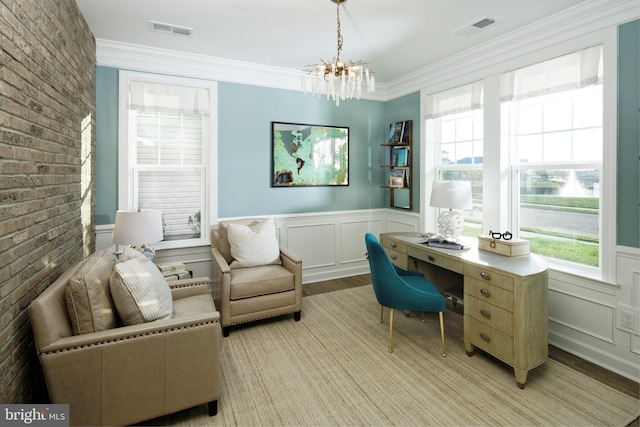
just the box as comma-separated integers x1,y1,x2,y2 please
128,81,209,241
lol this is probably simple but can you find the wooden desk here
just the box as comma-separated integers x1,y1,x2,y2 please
380,232,548,388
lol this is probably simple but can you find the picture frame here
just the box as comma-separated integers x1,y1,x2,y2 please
389,168,407,188
389,176,405,188
271,122,349,187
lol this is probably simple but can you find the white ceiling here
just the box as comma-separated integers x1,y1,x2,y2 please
74,0,587,84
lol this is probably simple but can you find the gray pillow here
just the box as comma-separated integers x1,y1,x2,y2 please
109,257,173,325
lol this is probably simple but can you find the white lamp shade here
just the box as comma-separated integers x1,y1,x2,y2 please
113,209,163,245
430,180,473,210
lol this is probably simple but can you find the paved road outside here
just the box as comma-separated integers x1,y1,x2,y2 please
521,207,598,239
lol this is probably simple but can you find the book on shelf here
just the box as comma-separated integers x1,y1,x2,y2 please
388,120,412,144
401,122,410,143
389,122,400,143
389,123,397,143
392,146,408,166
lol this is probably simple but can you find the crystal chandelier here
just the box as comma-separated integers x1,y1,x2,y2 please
301,0,375,106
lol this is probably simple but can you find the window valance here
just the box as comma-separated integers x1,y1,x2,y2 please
425,81,483,119
500,45,603,102
129,81,210,115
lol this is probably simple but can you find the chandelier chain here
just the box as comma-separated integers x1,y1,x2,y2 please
336,0,343,61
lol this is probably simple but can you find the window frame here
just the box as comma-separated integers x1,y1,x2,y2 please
421,30,617,283
428,108,485,237
118,71,218,249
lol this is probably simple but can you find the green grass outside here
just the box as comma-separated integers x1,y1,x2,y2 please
527,236,599,267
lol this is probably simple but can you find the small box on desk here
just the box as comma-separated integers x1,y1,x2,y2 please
477,235,530,256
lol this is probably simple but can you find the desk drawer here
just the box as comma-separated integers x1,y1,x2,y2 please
464,277,514,312
408,247,464,274
381,237,408,254
465,295,514,336
385,248,408,269
464,264,514,291
464,316,514,365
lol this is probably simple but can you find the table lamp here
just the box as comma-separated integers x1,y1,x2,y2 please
429,180,472,241
113,209,163,260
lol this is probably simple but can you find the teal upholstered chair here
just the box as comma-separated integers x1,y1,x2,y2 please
364,233,447,356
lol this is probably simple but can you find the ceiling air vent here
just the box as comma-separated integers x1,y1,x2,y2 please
150,20,193,38
453,17,496,38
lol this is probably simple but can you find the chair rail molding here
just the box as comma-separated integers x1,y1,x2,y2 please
96,208,420,283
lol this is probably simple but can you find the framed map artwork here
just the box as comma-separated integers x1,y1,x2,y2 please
271,122,349,187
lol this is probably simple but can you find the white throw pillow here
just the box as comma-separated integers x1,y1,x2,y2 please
226,218,281,268
109,257,173,325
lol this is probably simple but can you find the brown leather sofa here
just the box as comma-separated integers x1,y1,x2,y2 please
29,253,221,426
210,218,302,336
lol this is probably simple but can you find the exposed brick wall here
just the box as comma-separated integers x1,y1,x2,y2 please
0,0,95,403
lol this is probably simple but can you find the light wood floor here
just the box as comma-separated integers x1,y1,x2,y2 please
304,274,639,426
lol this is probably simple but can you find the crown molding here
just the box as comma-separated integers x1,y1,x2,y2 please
95,0,637,102
95,39,388,102
384,0,639,98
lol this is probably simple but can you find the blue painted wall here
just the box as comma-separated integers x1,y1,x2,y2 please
95,66,119,225
217,83,386,217
95,67,389,222
617,19,640,248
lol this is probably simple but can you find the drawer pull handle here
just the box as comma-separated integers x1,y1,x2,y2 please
428,255,435,262
390,242,397,248
480,309,491,319
390,254,397,260
480,333,491,343
480,272,491,280
480,288,491,297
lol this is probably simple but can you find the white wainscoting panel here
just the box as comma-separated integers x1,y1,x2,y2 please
548,287,616,344
271,209,416,283
286,223,337,269
341,220,380,264
388,215,420,233
95,224,115,252
548,246,640,382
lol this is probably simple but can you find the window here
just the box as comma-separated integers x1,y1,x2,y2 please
426,81,484,238
119,72,217,248
501,45,603,271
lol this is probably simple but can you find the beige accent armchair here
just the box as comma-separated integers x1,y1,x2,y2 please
210,218,303,336
29,264,221,426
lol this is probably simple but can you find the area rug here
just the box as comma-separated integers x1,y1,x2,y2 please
143,285,639,426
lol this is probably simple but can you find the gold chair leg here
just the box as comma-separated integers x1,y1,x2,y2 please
380,305,384,323
439,312,446,357
388,308,394,353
